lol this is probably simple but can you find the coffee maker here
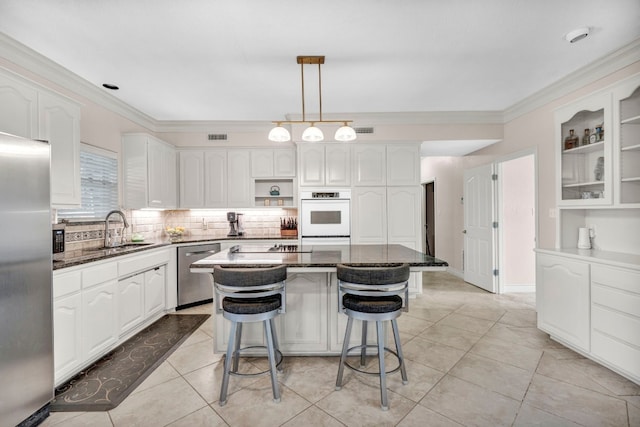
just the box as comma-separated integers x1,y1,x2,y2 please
227,212,244,237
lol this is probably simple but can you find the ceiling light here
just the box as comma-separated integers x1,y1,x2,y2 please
269,56,355,143
565,27,590,43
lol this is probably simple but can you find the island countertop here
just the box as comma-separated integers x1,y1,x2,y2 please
190,243,448,272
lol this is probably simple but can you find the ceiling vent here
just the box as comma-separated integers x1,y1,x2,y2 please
208,133,228,141
354,127,374,134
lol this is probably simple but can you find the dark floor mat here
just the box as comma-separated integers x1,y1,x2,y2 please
50,314,210,412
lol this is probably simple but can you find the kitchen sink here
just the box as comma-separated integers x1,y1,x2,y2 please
88,242,154,252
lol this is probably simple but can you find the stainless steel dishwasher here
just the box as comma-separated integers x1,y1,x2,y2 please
177,243,221,309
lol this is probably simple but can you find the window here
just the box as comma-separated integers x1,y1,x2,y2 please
58,144,118,220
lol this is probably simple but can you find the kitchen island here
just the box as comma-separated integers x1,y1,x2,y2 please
191,244,447,355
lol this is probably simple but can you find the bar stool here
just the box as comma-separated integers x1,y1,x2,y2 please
335,263,410,411
213,265,287,406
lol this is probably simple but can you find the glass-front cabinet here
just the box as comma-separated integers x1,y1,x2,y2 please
614,76,640,207
555,91,612,206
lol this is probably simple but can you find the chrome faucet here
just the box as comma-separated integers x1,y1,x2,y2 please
104,210,129,247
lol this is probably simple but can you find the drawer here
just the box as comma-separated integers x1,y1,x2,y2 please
82,262,118,288
592,282,640,318
118,249,171,277
53,270,81,298
591,264,640,294
592,329,640,381
592,305,640,348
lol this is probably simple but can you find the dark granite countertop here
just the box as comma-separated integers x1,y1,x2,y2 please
190,244,448,271
52,235,298,271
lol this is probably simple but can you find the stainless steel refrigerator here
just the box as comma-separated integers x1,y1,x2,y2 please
0,132,53,426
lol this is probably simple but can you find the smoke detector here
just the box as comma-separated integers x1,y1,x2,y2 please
565,27,590,43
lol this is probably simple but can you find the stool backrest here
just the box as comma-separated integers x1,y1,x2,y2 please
336,263,410,313
213,265,287,314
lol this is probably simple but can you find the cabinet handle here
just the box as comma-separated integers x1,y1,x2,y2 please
185,249,220,256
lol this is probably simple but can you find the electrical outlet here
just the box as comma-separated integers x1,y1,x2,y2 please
549,208,556,218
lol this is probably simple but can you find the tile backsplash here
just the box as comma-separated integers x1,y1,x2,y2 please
58,208,298,251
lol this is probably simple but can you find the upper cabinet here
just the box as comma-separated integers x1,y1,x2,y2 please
353,144,386,186
298,143,350,187
613,74,640,207
122,133,177,209
352,143,420,187
555,91,612,206
387,144,421,186
0,71,38,139
251,148,296,178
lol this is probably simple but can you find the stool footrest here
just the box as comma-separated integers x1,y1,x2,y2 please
342,344,403,376
227,345,283,377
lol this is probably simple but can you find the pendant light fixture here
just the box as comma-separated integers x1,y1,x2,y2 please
268,56,356,142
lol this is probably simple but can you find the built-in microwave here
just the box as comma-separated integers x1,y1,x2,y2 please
300,190,351,243
52,223,65,261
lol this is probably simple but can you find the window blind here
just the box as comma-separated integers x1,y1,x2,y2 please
58,144,118,220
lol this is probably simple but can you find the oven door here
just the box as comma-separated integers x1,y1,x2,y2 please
300,199,350,238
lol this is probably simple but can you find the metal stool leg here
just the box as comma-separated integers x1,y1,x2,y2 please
264,319,281,403
269,318,283,373
220,320,237,406
335,316,354,390
391,319,408,384
360,321,368,368
232,322,243,372
376,320,389,411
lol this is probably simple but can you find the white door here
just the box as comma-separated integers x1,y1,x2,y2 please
464,164,497,293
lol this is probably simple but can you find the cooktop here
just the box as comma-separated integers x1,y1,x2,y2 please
229,244,313,254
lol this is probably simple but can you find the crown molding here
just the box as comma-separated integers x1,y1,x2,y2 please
504,37,640,123
0,32,157,131
155,120,272,133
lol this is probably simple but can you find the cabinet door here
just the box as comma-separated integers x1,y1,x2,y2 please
204,150,227,207
144,266,166,318
0,71,38,138
117,273,145,334
387,144,420,186
299,144,325,186
147,140,165,208
387,186,422,248
352,187,387,244
179,151,205,208
39,91,81,207
613,74,640,207
325,145,351,186
251,149,274,177
353,145,386,186
83,280,118,360
276,273,328,353
274,149,296,177
53,292,82,384
227,150,252,207
536,253,590,352
164,146,177,208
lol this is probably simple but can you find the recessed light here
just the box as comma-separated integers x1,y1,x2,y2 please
565,27,590,43
102,83,119,90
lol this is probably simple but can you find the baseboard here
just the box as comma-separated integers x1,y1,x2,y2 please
503,283,536,293
446,267,463,279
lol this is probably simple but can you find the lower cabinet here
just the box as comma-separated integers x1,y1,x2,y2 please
53,248,170,386
536,253,590,352
536,250,640,384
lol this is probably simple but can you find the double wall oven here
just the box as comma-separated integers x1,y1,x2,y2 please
300,189,351,245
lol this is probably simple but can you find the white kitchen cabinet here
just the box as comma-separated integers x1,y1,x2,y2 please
613,73,640,207
39,91,81,208
276,272,328,353
83,279,118,361
117,272,145,335
353,144,386,186
298,143,350,187
251,148,296,178
387,186,422,248
0,70,38,138
227,149,252,207
123,133,177,209
179,150,206,208
204,149,227,208
0,68,81,208
144,266,166,318
52,270,82,383
591,264,640,383
352,187,387,244
387,144,420,186
536,252,590,352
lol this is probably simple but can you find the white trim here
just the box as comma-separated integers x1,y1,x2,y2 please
446,267,464,279
503,284,536,293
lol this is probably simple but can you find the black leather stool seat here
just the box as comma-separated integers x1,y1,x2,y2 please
343,294,402,313
214,265,287,287
337,263,410,285
222,295,282,315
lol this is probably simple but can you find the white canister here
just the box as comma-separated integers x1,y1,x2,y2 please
577,227,591,249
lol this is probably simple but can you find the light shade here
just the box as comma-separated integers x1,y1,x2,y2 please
302,125,324,142
268,125,291,142
334,125,357,142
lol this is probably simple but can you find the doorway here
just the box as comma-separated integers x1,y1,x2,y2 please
423,182,435,256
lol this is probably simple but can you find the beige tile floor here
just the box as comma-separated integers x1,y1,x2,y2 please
42,272,640,427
